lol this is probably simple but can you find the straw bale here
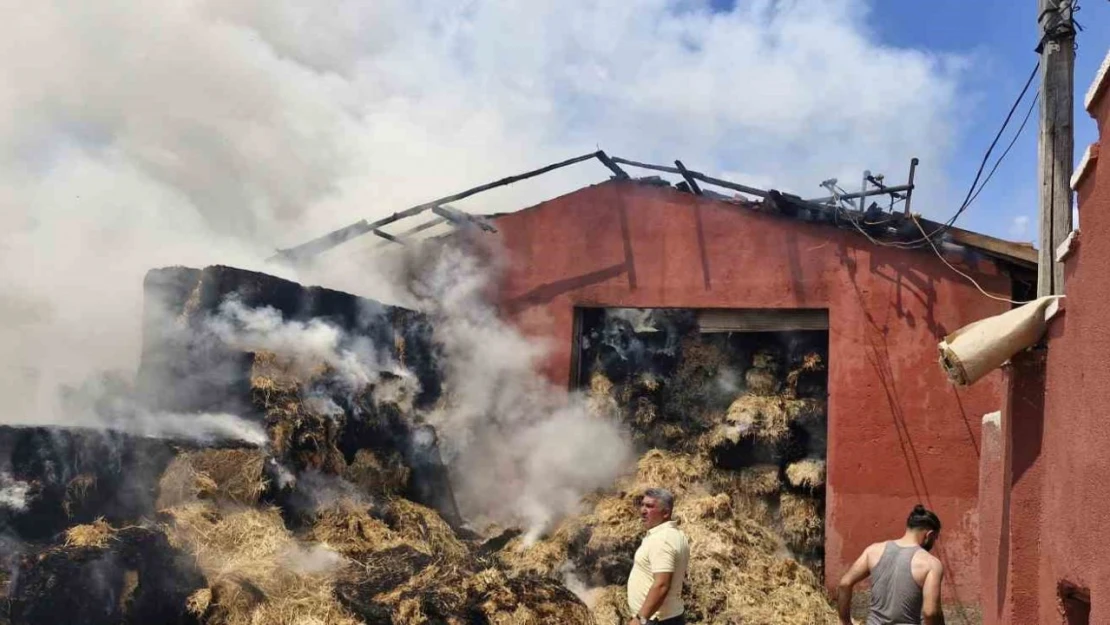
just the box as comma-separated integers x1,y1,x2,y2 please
163,502,360,625
344,449,410,497
63,473,97,517
752,350,780,370
385,498,469,564
738,465,782,496
589,372,614,398
780,493,824,554
157,449,267,510
726,394,822,443
587,372,620,419
786,459,827,490
745,367,779,396
785,352,826,398
308,503,402,560
631,397,659,429
64,518,114,548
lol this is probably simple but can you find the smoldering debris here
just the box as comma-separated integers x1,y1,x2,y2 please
499,451,838,624
3,260,608,624
2,254,838,624
576,306,832,596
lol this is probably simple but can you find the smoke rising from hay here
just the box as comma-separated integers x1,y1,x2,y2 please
396,241,634,537
0,474,31,512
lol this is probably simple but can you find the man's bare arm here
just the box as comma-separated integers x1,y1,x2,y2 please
837,546,873,624
921,560,945,625
638,571,672,619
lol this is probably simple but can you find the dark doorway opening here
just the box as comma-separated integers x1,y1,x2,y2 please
572,306,830,578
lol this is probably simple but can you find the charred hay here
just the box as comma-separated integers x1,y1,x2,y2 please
10,524,205,625
499,451,837,624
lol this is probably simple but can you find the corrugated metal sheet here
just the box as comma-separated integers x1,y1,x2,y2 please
697,308,829,333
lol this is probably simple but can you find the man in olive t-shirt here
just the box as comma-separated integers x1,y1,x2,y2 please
626,487,689,625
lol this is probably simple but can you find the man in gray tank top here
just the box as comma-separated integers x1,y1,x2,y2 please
835,505,946,625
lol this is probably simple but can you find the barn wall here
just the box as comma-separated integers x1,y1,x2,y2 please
490,180,1012,606
983,49,1110,624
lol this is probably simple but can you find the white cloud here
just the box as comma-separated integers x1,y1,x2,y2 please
1009,215,1031,240
0,0,966,422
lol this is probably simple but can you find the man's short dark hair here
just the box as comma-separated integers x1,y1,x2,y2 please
907,504,941,532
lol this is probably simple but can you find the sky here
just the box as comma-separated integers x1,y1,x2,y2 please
871,0,1110,243
2,0,1109,415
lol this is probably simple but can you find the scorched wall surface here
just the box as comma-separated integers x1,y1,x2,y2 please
491,180,1012,605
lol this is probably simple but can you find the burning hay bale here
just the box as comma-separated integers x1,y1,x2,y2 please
738,464,782,496
786,459,827,490
384,498,470,564
164,502,361,625
780,493,824,554
464,568,594,625
745,367,779,395
157,449,268,510
306,501,400,560
499,450,837,624
723,394,824,444
344,449,410,497
62,473,98,517
10,525,206,625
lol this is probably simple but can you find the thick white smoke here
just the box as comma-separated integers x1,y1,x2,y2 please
397,242,634,537
0,0,966,533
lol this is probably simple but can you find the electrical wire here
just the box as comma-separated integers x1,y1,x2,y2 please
845,61,1041,251
911,215,1028,305
965,90,1040,209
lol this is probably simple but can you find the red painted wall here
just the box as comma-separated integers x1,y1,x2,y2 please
977,56,1110,625
489,181,1012,605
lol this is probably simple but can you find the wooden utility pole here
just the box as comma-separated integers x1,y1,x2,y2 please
1037,0,1076,297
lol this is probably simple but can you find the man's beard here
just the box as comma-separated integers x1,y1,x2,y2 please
922,536,936,552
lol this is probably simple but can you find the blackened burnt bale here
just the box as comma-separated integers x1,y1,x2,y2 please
137,265,443,414
9,526,204,625
0,426,183,541
136,265,461,527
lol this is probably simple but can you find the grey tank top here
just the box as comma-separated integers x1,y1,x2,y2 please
867,542,923,625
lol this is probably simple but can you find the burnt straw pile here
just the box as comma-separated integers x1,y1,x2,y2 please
0,266,590,625
1,270,837,625
498,307,836,624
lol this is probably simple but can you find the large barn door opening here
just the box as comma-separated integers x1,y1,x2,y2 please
573,307,830,579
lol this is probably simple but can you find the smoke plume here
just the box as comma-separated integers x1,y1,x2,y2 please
394,240,635,537
1,0,966,542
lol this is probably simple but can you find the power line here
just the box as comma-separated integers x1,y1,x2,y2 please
946,62,1042,226
878,61,1043,250
965,90,1040,210
911,216,1027,305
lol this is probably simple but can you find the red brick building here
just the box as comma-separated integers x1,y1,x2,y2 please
978,50,1110,625
486,177,1035,611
